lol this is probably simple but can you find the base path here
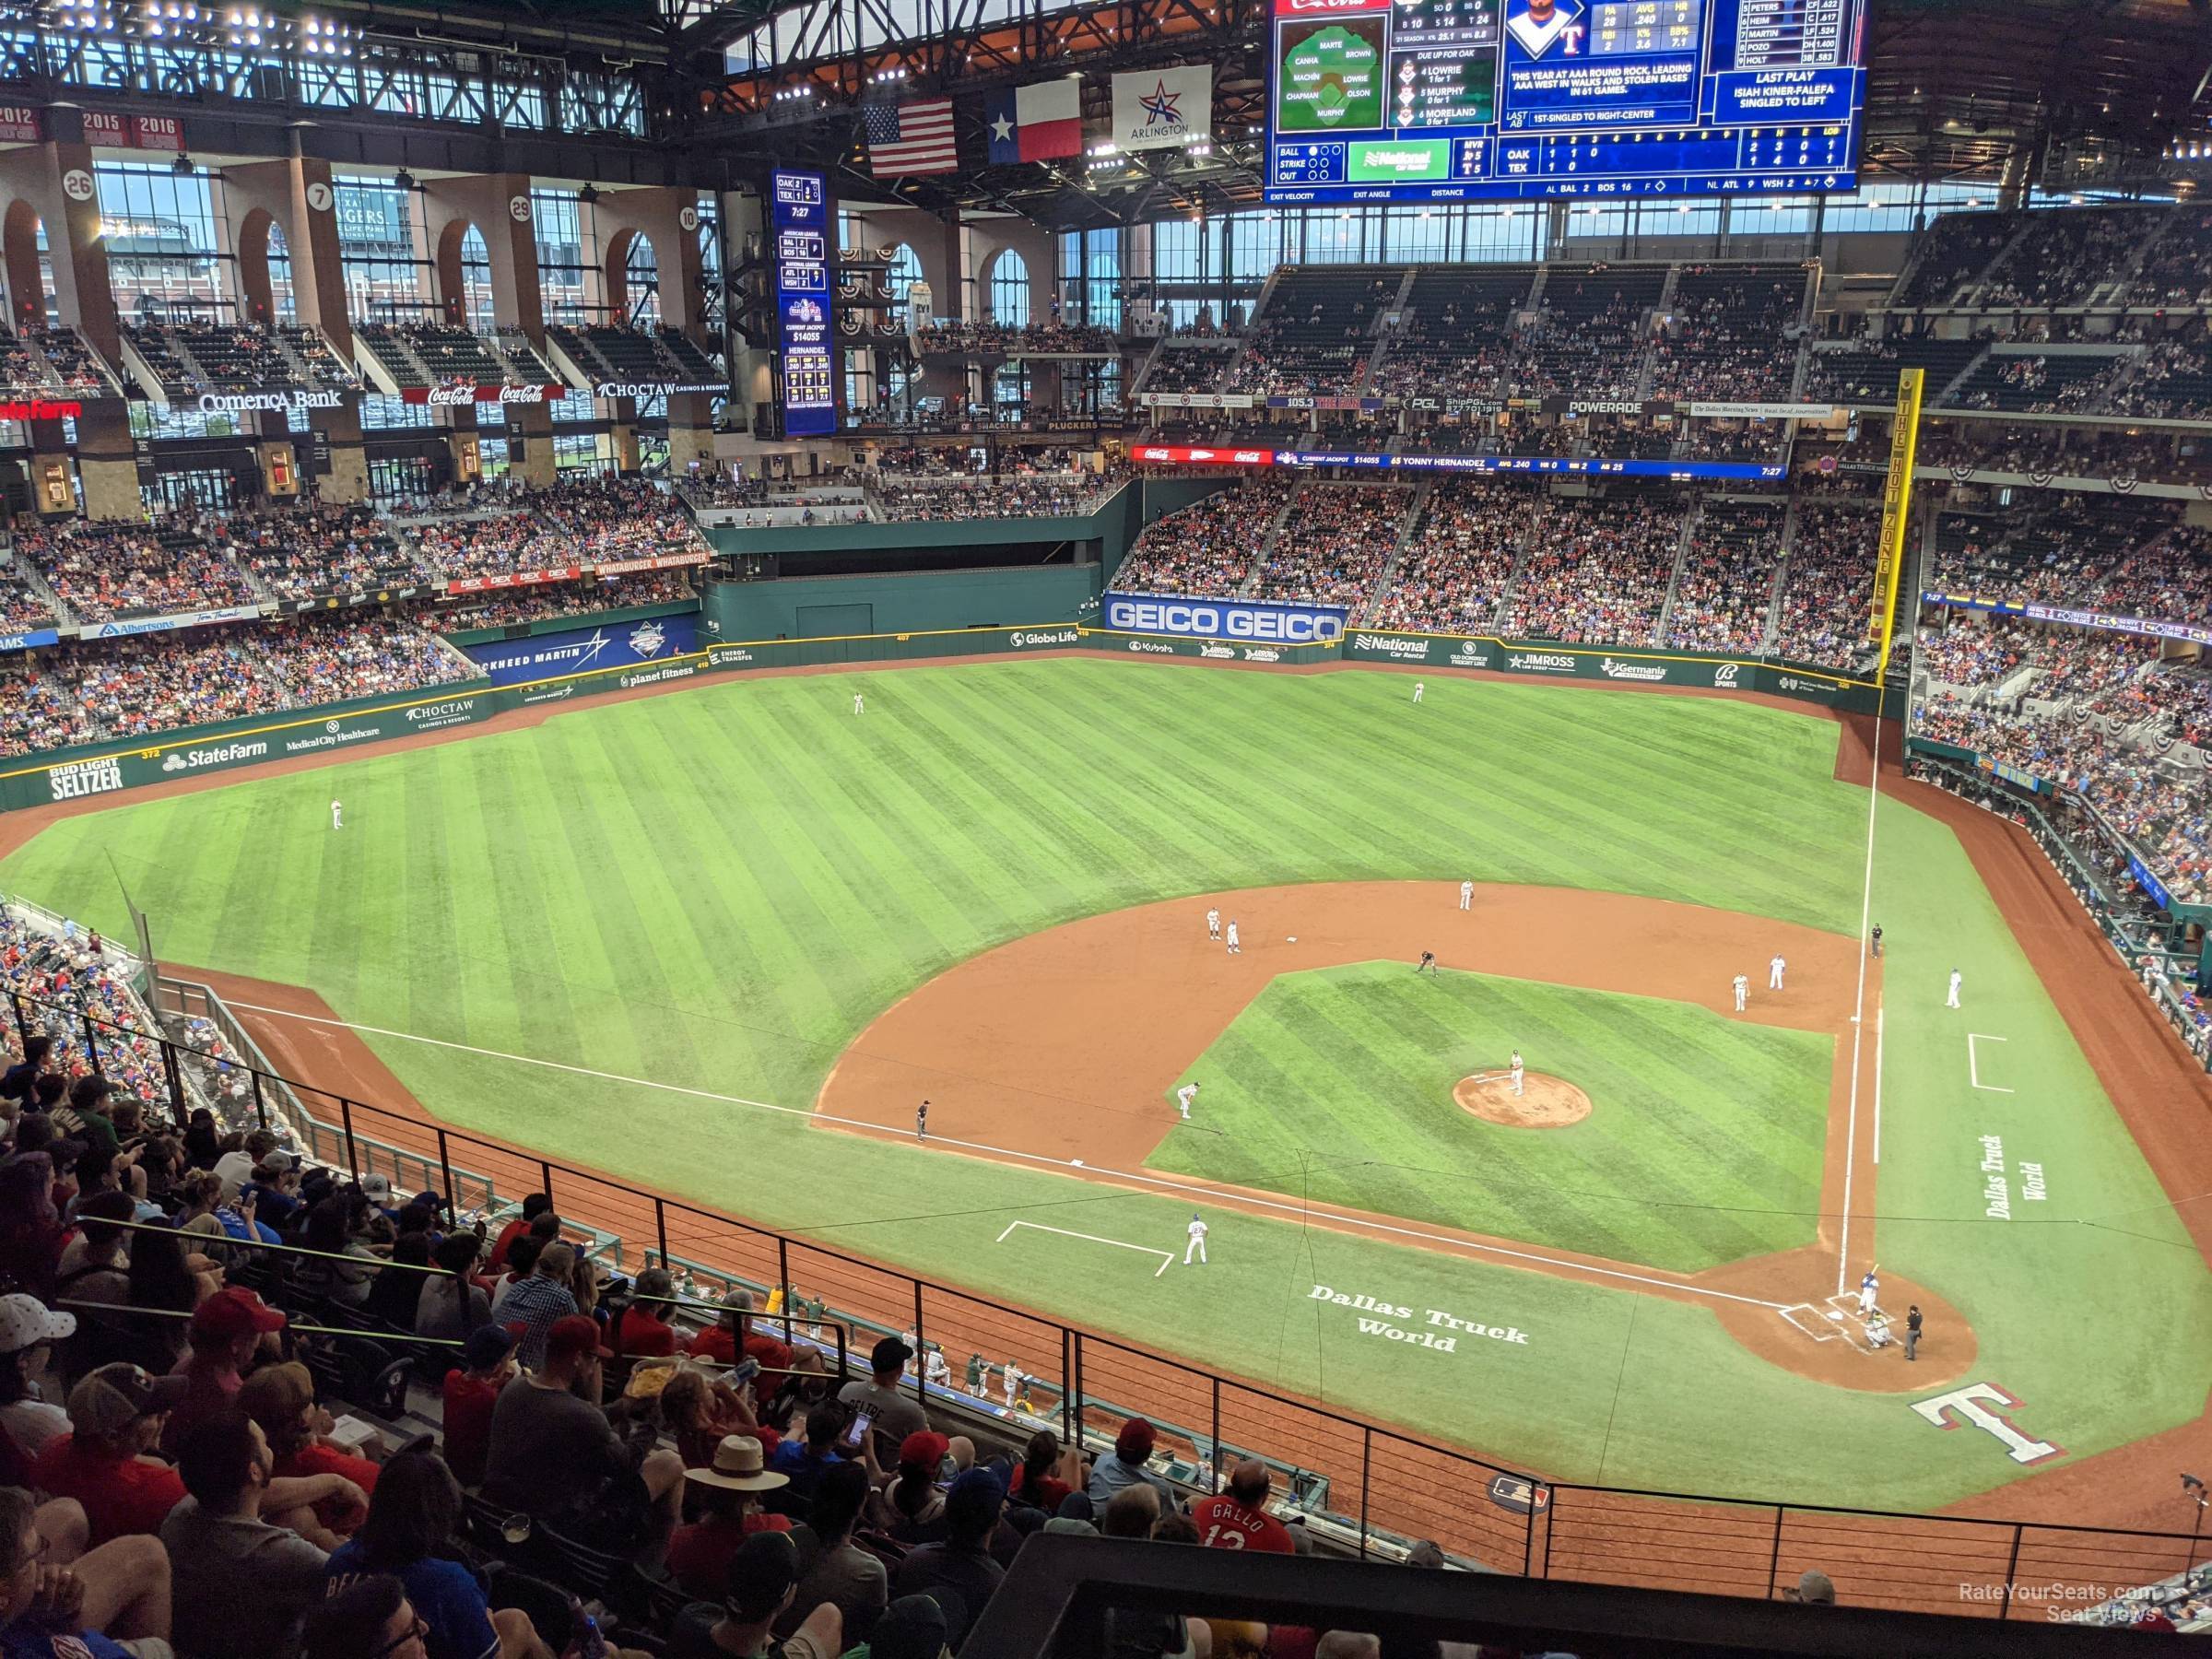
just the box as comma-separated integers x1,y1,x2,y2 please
815,879,1959,1391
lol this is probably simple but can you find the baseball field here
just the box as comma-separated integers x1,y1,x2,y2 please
4,655,2210,1525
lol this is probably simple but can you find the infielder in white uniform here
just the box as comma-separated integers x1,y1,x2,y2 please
853,690,865,714
1206,907,1221,941
1225,921,1241,955
1176,1082,1198,1120
1947,969,1961,1009
1459,880,1474,911
330,799,343,830
1858,1265,1879,1318
1184,1213,1208,1265
1509,1051,1524,1096
1769,954,1785,991
1732,973,1748,1013
1412,680,1424,704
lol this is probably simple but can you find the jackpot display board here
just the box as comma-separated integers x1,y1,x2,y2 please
771,171,837,440
1266,0,1866,202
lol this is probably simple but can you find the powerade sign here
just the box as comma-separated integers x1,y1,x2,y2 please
461,615,698,688
771,171,835,440
1103,594,1347,644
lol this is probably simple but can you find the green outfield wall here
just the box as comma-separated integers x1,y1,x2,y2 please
441,598,699,649
0,622,1879,814
702,565,1101,641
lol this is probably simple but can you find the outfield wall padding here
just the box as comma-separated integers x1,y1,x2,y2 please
0,623,1882,813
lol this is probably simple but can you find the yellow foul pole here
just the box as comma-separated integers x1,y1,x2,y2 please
1869,367,1924,677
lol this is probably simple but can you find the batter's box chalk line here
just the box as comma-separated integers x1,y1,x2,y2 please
995,1219,1174,1277
1777,1297,1892,1355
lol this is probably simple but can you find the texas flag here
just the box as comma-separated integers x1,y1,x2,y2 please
985,79,1083,164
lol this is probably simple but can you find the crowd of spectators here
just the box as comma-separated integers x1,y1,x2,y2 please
913,320,1117,356
2087,524,2212,623
403,478,708,582
26,329,110,393
1914,613,2154,700
1510,289,1649,401
1665,500,1785,653
2106,330,2212,420
1978,209,2148,308
1771,503,1879,669
872,474,1109,521
0,617,477,756
206,506,425,604
0,565,57,636
1251,484,1410,608
1913,698,2212,902
21,523,256,623
1496,490,1687,644
1896,210,2019,304
1646,271,1805,402
1366,481,1532,633
1114,480,1293,597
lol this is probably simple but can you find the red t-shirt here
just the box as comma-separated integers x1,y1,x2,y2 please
441,1371,500,1488
1008,1469,1073,1512
688,1325,736,1366
1190,1494,1296,1555
486,1218,529,1276
29,1435,187,1545
615,1307,681,1359
743,1332,794,1378
665,1512,791,1600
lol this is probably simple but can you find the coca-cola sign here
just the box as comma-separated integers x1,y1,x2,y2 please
401,382,563,406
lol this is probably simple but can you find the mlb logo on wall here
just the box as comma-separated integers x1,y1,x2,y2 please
1112,65,1212,151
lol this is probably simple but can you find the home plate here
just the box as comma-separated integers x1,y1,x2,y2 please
1823,1310,1844,1322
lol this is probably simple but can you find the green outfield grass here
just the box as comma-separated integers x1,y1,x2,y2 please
1147,964,1831,1272
1,660,2207,1511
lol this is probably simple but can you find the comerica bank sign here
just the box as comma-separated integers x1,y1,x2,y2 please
1102,594,1348,644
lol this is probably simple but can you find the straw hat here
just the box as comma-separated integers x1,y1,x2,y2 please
685,1434,788,1493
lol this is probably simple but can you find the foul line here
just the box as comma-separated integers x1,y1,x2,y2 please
1968,1033,2013,1094
1835,694,1885,1297
996,1219,1173,1277
222,999,1790,1312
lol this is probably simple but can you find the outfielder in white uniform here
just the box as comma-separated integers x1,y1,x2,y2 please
1509,1051,1524,1096
330,799,343,830
1184,1213,1208,1265
1858,1265,1879,1318
1459,880,1474,911
1176,1083,1198,1120
1225,921,1241,955
1732,973,1748,1013
1412,680,1424,704
853,690,865,714
1769,954,1785,991
1206,907,1221,941
1947,970,1961,1009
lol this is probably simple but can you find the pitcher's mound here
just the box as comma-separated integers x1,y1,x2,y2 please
1454,1071,1591,1128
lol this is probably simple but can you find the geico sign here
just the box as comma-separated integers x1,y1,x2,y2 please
197,390,342,413
1104,599,1343,643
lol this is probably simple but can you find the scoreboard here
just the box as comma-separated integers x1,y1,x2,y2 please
1265,0,1866,203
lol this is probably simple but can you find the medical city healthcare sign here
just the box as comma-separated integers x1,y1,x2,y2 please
1103,593,1347,644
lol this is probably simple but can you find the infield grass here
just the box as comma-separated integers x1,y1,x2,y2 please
1147,963,1831,1272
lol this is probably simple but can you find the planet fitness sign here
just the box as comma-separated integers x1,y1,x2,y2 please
1102,593,1348,644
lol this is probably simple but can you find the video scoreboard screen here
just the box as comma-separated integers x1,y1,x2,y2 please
1265,0,1866,203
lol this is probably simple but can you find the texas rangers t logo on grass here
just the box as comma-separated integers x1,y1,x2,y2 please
1911,1382,2065,1465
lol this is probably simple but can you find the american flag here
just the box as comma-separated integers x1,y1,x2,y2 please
865,99,959,177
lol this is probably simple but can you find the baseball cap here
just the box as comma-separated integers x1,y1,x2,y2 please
544,1314,612,1363
871,1591,965,1659
67,1363,188,1439
722,1532,799,1622
1115,1417,1156,1459
0,1294,73,1355
189,1286,287,1342
463,1324,524,1371
871,1335,912,1372
898,1430,949,1470
359,1174,393,1202
1793,1570,1837,1606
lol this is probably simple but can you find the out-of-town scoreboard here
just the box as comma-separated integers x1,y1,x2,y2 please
1265,0,1867,202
